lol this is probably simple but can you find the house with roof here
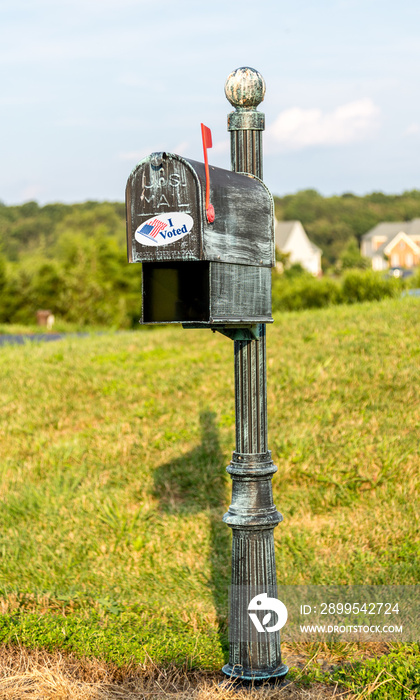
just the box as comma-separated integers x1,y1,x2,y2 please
274,220,322,276
361,219,420,271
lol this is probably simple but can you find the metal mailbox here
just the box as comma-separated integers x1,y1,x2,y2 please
126,151,275,326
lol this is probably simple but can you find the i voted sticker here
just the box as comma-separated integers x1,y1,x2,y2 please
135,213,193,246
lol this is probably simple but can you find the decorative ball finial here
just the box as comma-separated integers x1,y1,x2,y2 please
225,67,266,110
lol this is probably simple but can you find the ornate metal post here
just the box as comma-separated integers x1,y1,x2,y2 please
222,67,288,682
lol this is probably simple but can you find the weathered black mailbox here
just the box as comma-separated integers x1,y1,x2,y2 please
126,153,274,326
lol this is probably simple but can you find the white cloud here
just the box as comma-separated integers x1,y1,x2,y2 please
118,150,150,162
20,184,44,201
266,99,380,151
118,142,189,163
172,142,189,155
118,74,166,92
212,139,229,154
404,123,420,136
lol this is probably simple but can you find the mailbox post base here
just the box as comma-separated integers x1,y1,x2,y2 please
221,663,289,684
222,329,287,682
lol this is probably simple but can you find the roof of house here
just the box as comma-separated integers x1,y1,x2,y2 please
310,241,322,254
373,239,390,255
274,219,322,255
362,218,420,240
274,220,297,248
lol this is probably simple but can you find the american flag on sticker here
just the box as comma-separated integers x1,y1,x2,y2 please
137,218,168,241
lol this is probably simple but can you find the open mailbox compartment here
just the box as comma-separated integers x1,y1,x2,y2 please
142,261,210,324
126,152,275,326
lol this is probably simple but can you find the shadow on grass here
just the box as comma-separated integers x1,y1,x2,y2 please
153,411,231,657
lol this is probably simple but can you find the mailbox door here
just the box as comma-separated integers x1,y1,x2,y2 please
126,154,204,263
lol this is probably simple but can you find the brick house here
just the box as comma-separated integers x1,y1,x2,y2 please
361,219,420,270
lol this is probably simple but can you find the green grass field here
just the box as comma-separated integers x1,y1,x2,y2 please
0,297,419,697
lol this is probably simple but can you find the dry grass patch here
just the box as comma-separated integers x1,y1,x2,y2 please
0,646,349,700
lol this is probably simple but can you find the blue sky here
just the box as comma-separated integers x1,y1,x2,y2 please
1,0,419,204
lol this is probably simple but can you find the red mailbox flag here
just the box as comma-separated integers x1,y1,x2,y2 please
201,123,215,223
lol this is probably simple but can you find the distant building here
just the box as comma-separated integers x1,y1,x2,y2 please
274,220,322,276
361,219,420,270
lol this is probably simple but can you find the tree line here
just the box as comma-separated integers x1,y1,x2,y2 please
1,190,420,327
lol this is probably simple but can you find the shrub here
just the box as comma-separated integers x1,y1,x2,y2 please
408,266,420,289
272,269,405,313
341,269,401,303
272,275,341,312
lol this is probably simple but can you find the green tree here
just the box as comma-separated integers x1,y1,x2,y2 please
338,237,370,270
0,255,6,296
31,261,66,313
